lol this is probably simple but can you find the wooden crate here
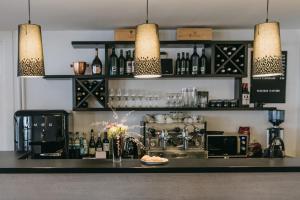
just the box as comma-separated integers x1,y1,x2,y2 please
176,28,213,41
114,28,136,41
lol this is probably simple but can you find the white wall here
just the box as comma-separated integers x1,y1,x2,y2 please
4,29,300,156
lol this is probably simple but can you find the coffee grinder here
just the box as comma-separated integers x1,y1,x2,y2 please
267,110,284,147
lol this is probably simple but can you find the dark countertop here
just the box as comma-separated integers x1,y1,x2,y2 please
1,151,300,173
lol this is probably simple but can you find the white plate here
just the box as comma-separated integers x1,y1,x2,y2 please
140,159,169,165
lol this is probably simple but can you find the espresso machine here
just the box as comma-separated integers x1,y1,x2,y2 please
14,110,69,159
267,110,285,147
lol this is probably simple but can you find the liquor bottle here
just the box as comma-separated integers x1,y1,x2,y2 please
79,136,85,158
191,46,200,75
95,133,102,152
118,49,126,76
200,49,207,75
175,53,181,75
180,52,186,75
92,48,103,75
68,133,75,158
132,50,135,74
83,133,88,156
109,48,118,76
125,51,133,76
242,83,250,107
74,132,80,159
185,53,191,75
102,131,110,158
89,129,96,157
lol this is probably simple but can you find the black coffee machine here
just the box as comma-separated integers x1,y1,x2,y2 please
264,110,285,158
14,110,69,159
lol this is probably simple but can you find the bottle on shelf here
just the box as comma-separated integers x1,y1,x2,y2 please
175,53,181,75
92,48,103,75
89,129,96,157
102,131,110,159
125,50,133,76
242,83,250,107
185,52,191,75
109,48,118,76
132,50,135,74
200,48,207,75
95,133,102,152
191,46,200,75
83,133,88,156
79,136,85,158
80,102,88,108
74,132,80,159
180,52,186,75
118,49,126,76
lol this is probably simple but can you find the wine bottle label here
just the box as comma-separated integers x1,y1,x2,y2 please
89,148,95,155
103,143,110,152
200,66,205,74
126,62,132,73
119,67,124,75
192,65,198,74
93,66,101,74
96,148,103,152
242,94,250,105
131,61,135,73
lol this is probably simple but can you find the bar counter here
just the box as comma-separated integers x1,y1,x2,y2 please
1,151,300,173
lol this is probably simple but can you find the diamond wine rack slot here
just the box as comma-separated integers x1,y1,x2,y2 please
73,77,106,110
214,43,247,76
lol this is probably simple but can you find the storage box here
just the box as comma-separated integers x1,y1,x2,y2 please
161,59,174,75
176,28,213,41
114,28,136,41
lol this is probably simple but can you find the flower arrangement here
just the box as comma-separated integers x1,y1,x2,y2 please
106,123,128,139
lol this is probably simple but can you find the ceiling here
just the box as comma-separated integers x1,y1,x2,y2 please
0,0,299,30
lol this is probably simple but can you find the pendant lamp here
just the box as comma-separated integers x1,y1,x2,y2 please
134,0,161,78
18,0,44,77
253,0,283,77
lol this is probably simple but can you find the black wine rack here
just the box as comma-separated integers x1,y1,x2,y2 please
214,43,247,75
73,77,106,109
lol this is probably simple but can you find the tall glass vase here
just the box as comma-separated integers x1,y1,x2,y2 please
112,135,123,163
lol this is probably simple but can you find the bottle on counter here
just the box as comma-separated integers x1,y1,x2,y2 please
83,133,88,157
180,52,186,75
79,136,85,158
200,48,207,75
185,52,191,75
95,133,102,152
118,49,126,76
109,47,118,76
242,83,250,107
68,133,75,159
175,53,181,75
92,48,103,75
74,132,81,159
191,46,200,75
102,131,110,159
89,129,96,157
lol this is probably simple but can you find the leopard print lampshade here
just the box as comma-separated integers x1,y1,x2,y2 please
134,23,161,78
18,23,45,77
253,22,283,77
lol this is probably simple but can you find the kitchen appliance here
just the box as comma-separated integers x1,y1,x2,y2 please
206,135,248,157
267,110,284,148
14,110,69,159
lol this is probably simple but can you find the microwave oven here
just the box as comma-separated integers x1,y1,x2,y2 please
207,135,248,157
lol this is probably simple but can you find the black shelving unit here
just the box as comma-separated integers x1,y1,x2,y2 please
44,40,272,112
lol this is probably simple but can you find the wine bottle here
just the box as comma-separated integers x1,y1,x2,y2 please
74,132,80,159
200,49,207,75
88,129,96,157
92,48,103,75
95,133,102,152
102,131,110,158
109,48,118,76
175,53,181,75
118,49,126,76
79,136,85,157
191,46,200,75
242,83,250,107
185,52,190,75
83,133,88,156
126,51,133,76
132,50,135,74
180,52,186,75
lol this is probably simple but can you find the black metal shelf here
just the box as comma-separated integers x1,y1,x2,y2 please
44,74,246,80
72,40,253,49
73,107,276,112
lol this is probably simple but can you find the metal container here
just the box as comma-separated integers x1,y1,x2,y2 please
268,110,285,126
70,61,89,75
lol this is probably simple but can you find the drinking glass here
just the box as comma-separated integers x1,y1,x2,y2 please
109,88,115,108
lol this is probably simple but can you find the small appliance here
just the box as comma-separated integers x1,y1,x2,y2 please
14,110,69,159
267,110,284,148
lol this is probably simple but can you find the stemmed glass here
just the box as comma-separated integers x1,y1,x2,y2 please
109,88,115,108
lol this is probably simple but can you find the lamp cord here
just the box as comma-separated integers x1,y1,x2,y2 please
146,0,149,23
28,0,31,24
266,0,269,22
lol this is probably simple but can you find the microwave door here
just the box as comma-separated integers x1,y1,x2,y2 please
224,136,238,155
